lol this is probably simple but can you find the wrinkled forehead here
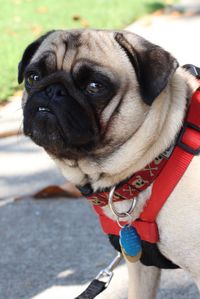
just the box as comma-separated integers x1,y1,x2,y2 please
30,30,130,73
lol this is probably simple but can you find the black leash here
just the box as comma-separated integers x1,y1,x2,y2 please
75,280,106,299
74,253,122,299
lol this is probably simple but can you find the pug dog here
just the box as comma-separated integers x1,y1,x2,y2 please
18,29,200,298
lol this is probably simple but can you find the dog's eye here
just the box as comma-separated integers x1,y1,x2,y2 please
86,82,103,94
26,73,40,87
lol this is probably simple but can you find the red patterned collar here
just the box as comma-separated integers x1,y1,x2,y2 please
85,148,173,207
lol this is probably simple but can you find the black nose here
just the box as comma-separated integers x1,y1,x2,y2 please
45,83,67,99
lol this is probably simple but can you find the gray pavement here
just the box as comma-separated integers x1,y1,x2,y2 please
127,9,200,67
0,135,129,299
0,94,23,138
1,3,200,299
0,135,65,200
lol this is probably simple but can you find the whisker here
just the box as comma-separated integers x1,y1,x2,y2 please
15,107,23,112
17,122,23,138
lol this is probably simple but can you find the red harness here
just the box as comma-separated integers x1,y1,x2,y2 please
86,86,200,243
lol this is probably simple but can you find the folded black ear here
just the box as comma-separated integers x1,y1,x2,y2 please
18,30,54,84
115,33,179,105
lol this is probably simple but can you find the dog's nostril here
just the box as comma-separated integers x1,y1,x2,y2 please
45,84,67,99
57,89,67,97
45,86,53,97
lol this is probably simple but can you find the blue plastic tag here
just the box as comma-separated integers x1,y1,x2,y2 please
119,225,142,257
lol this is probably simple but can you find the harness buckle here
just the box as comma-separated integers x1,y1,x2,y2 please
183,64,200,79
177,121,200,155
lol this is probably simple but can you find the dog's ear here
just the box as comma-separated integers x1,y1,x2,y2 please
115,32,179,105
18,31,54,84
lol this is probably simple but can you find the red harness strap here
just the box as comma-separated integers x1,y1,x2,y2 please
94,205,159,242
92,87,200,243
140,88,200,223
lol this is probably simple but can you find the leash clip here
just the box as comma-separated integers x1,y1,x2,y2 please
95,252,122,288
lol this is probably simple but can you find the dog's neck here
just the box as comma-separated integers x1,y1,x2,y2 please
54,68,198,193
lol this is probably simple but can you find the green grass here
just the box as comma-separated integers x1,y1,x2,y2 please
0,0,166,102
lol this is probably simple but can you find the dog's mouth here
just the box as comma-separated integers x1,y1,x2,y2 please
23,85,100,159
38,106,52,113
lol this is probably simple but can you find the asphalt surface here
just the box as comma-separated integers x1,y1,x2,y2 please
127,1,200,67
0,136,127,299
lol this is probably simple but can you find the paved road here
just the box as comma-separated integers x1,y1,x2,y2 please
127,7,200,67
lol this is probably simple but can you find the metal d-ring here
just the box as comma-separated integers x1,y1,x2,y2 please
117,212,133,228
108,186,137,220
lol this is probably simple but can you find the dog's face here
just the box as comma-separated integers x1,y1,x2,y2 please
19,29,178,183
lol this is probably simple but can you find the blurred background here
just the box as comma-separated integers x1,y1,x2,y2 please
0,0,170,102
0,1,200,299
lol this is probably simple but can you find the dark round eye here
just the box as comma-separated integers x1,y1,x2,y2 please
86,82,103,94
26,73,40,87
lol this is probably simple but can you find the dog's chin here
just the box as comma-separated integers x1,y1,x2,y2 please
24,110,96,160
